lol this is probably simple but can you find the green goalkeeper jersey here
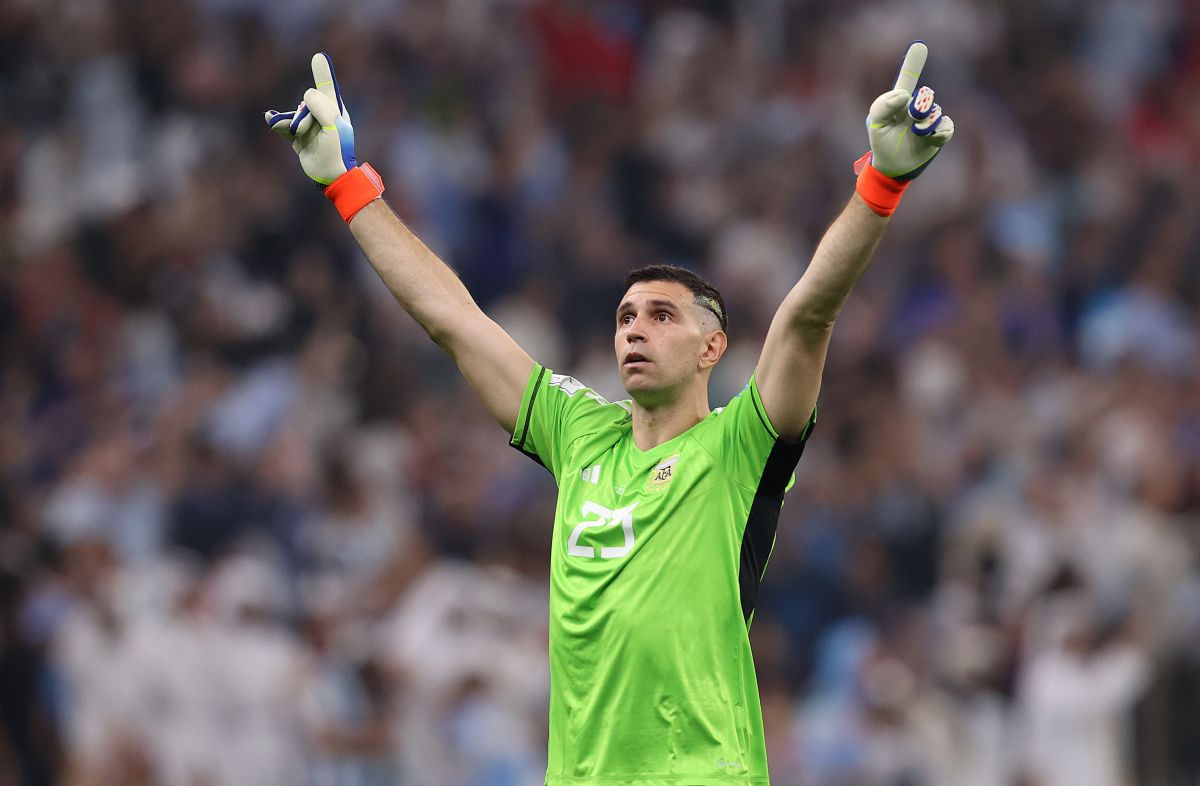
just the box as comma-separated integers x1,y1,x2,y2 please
510,364,815,785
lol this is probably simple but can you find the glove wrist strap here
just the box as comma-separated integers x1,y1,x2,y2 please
325,163,385,223
853,153,908,217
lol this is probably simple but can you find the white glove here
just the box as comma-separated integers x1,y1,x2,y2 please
865,41,954,180
264,53,357,186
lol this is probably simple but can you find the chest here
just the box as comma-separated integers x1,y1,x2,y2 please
567,435,704,503
554,438,731,564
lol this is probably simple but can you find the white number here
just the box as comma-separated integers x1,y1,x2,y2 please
567,502,637,559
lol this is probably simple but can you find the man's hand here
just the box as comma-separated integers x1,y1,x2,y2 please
757,43,956,437
261,51,532,434
265,53,357,186
266,52,382,223
864,41,955,180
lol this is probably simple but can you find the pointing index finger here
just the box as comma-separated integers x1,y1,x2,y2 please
310,52,344,115
893,40,928,94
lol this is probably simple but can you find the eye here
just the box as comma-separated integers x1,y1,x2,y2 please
656,312,671,322
620,314,634,325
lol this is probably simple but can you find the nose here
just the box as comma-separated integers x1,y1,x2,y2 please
623,314,647,342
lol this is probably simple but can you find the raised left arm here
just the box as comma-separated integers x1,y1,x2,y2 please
754,41,954,441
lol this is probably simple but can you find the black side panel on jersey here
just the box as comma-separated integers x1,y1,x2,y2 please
739,437,809,624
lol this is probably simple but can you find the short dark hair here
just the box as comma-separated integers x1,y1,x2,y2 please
623,264,728,332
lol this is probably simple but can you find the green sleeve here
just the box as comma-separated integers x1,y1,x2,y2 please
509,363,624,479
697,375,816,491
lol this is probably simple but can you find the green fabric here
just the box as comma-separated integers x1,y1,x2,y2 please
511,364,815,785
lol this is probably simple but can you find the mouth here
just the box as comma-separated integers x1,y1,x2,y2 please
623,352,650,369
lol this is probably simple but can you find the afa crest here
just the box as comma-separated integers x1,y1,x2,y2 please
647,454,679,491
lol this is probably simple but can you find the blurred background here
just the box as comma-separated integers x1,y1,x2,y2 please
2,0,1199,784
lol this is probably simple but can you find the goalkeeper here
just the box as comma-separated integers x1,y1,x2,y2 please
267,42,952,786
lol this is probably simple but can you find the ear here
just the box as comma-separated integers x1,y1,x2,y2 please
698,329,728,370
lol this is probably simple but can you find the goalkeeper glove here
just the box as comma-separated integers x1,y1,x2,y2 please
265,53,384,223
855,41,955,216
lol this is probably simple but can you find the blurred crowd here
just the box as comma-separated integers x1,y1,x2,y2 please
2,0,1200,784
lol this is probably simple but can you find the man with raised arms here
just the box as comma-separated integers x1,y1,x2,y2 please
267,41,953,786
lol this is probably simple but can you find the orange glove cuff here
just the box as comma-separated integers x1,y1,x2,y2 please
325,163,385,223
853,152,908,217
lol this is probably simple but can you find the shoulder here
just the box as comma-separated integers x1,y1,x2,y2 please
545,372,626,409
540,371,631,431
689,376,813,491
697,378,776,440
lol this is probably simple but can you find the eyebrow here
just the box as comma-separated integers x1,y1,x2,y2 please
616,298,680,316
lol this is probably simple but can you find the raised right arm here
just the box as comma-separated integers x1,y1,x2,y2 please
266,53,532,434
347,199,533,434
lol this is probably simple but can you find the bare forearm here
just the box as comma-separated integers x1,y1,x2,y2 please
345,197,534,433
781,194,888,337
347,198,480,347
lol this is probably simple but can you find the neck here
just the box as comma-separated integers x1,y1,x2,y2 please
629,385,710,451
